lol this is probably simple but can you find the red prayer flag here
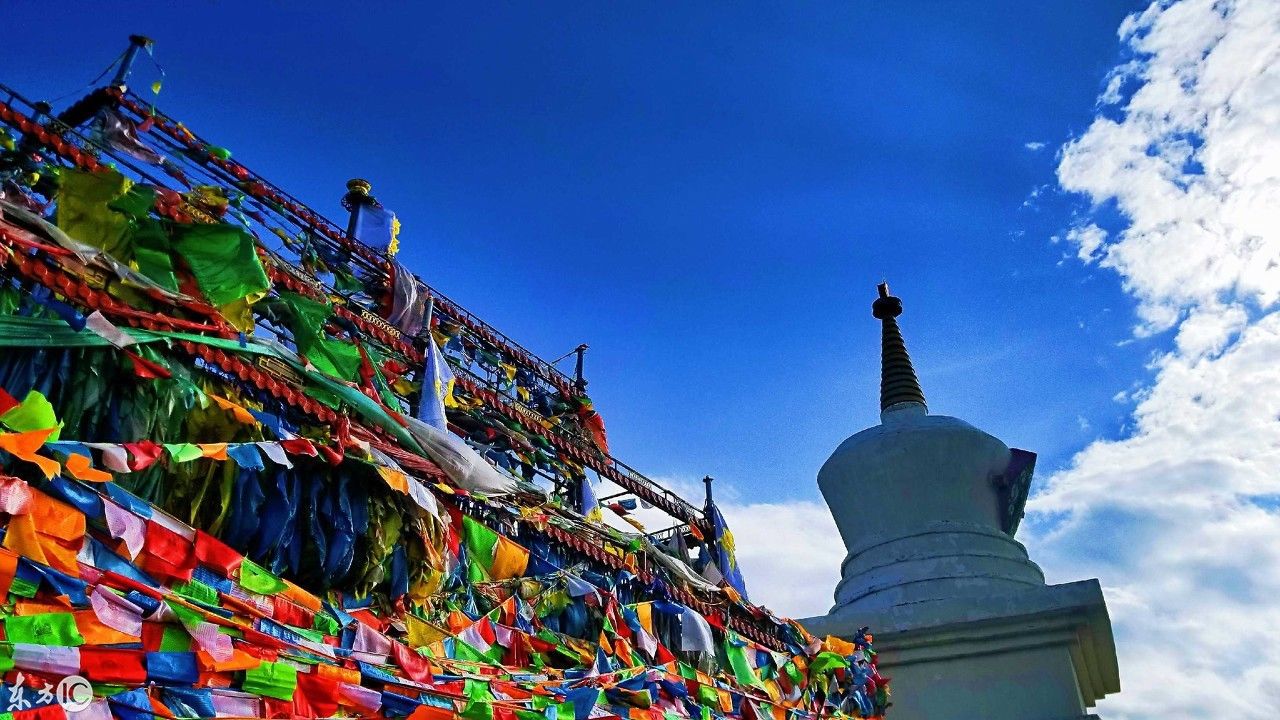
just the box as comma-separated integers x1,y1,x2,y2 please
140,521,196,582
279,438,317,456
392,641,432,683
194,530,243,576
296,672,340,718
80,647,148,683
123,349,172,379
317,443,344,466
0,387,18,416
125,441,164,471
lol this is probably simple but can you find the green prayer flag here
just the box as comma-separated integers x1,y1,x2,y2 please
165,601,197,625
312,612,340,636
174,578,219,606
333,267,365,293
725,635,760,688
461,517,498,571
5,612,84,646
130,217,179,292
0,644,13,673
159,624,192,652
454,638,487,663
8,576,38,598
464,679,494,703
461,700,494,720
0,314,424,454
171,223,270,306
273,293,362,381
164,443,204,463
239,559,288,595
242,660,298,701
697,684,719,707
0,390,61,440
807,651,849,676
292,626,324,643
783,660,803,686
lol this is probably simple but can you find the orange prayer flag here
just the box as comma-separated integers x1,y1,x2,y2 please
65,453,113,482
0,428,53,456
446,611,468,634
15,600,69,615
0,547,18,598
28,453,60,479
0,428,60,478
409,705,456,720
12,489,87,574
281,579,323,613
315,663,361,685
75,610,140,645
717,689,733,713
199,443,229,461
378,467,409,494
3,513,48,566
209,394,258,425
823,634,855,657
196,648,261,672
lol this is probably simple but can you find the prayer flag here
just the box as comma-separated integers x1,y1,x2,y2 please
417,332,456,431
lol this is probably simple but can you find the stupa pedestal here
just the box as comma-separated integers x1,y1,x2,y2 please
800,285,1119,719
803,579,1117,720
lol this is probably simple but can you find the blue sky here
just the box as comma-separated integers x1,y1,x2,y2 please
4,1,1147,500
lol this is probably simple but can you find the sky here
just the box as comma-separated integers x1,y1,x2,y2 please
4,1,1279,717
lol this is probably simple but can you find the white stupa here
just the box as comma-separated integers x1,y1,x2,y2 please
800,284,1120,719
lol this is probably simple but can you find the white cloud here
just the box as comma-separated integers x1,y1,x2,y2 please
1029,1,1280,718
1024,141,1048,151
592,474,843,619
1066,222,1109,263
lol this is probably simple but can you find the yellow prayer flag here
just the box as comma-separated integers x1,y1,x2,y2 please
634,602,654,634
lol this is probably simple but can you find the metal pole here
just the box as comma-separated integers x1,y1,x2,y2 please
573,343,589,392
111,35,154,88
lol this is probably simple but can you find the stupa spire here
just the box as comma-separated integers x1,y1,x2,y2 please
872,282,926,413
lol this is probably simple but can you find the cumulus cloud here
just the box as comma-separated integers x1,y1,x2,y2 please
1028,1,1280,718
1024,141,1048,151
591,474,842,619
1066,223,1109,263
